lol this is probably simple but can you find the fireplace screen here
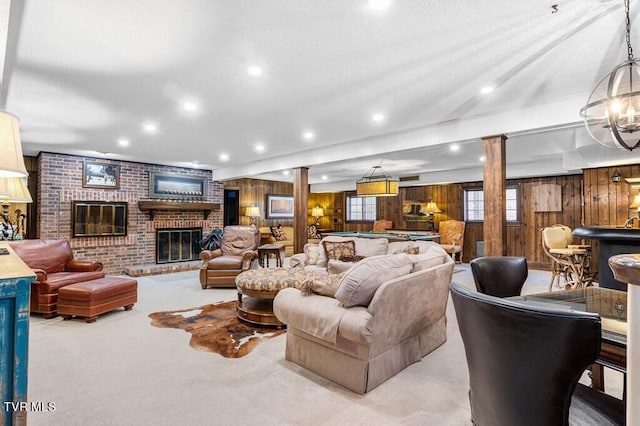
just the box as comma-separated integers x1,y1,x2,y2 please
72,201,128,237
156,228,202,264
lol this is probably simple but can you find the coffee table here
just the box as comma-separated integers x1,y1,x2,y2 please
235,268,308,327
258,243,285,267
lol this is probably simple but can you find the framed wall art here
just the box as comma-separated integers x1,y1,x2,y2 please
149,173,206,199
83,161,120,189
266,194,294,219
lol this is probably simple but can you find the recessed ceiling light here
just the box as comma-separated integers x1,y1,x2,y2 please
372,113,386,123
191,161,200,167
302,131,315,141
141,121,158,134
321,175,328,180
282,170,290,176
247,65,263,77
479,155,486,162
367,0,391,11
450,144,460,152
182,100,199,112
480,86,494,94
254,143,265,153
117,138,130,147
219,153,229,162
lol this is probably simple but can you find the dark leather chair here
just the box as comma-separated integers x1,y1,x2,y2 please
199,226,260,289
470,256,528,297
450,282,624,426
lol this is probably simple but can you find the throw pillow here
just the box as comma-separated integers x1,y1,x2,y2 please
301,272,345,298
271,225,287,241
307,224,319,239
338,254,366,262
393,243,420,255
323,240,356,261
335,254,413,307
304,243,321,265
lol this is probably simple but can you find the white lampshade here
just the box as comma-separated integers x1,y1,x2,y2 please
311,206,324,218
0,177,33,203
0,112,28,177
245,206,260,217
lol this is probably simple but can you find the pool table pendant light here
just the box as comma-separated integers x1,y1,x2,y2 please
356,165,399,197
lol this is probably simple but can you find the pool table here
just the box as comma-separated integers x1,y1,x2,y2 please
324,231,440,242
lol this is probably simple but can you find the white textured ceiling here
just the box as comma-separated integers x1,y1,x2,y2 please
3,0,640,192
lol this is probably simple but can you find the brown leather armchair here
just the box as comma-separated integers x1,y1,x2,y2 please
9,239,105,318
199,225,260,289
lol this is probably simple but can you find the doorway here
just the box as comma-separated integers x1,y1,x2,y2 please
224,189,239,226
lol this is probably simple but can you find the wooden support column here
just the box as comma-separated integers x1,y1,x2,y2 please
482,134,507,256
293,167,309,255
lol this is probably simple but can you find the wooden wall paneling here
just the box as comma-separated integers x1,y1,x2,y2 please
223,178,293,228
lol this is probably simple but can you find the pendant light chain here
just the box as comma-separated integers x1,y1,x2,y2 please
627,0,634,60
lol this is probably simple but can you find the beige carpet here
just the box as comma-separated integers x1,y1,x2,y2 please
26,264,624,425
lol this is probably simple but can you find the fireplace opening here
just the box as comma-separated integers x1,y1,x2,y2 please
156,227,202,264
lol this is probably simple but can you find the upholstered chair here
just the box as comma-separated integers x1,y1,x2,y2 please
470,256,528,298
450,282,624,426
372,219,392,232
199,225,260,289
542,224,593,290
438,220,465,263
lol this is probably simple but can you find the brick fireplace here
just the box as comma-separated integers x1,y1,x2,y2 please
156,227,202,264
36,152,224,275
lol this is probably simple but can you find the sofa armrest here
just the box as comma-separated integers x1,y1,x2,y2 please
32,268,47,283
66,259,103,272
367,262,453,345
241,250,257,270
274,288,363,344
200,249,223,262
289,253,306,268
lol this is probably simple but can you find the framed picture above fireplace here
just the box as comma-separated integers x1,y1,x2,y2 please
149,173,206,199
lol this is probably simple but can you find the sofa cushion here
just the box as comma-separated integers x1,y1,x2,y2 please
353,238,389,258
10,238,74,274
206,255,243,270
335,254,413,307
323,240,356,261
41,271,106,293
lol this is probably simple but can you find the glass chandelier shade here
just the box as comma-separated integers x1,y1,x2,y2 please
581,0,640,151
581,59,640,151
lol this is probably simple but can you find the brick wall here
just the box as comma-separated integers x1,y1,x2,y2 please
37,152,223,274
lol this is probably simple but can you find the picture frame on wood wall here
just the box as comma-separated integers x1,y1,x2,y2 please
82,161,120,189
266,194,294,218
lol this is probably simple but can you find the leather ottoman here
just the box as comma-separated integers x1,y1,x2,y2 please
57,277,138,323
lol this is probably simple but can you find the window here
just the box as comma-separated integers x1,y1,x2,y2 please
346,195,377,222
464,186,520,222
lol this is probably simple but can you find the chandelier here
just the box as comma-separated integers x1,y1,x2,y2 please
581,0,640,151
356,165,399,197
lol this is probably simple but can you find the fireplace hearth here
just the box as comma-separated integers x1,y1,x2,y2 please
156,227,202,264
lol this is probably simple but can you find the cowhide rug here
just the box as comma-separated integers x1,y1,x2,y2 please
148,301,285,358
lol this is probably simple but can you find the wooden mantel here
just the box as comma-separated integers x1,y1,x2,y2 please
138,200,220,220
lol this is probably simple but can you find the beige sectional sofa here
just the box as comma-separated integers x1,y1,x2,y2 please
273,245,454,394
290,235,441,274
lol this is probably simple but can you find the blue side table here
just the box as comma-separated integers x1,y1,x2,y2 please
0,243,34,426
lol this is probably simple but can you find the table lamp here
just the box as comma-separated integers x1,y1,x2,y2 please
311,206,324,227
0,177,32,240
246,206,260,226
